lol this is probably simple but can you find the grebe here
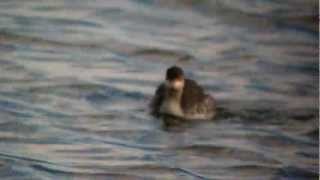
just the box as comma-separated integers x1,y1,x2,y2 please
150,66,216,120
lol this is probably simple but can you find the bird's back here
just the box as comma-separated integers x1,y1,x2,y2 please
181,79,216,120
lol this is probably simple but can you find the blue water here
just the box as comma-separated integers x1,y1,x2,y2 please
0,0,318,179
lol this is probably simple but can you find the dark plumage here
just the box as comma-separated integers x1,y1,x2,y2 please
166,66,184,81
150,66,216,120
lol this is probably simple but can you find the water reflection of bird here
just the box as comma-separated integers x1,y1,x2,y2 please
150,66,216,120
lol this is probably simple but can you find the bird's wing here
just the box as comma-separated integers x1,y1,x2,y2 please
149,83,166,116
181,79,205,110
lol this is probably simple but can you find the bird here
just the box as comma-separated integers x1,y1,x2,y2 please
150,66,216,120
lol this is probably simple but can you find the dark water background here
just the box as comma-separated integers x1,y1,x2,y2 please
0,0,318,179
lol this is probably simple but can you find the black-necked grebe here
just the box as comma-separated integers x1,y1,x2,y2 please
150,66,216,120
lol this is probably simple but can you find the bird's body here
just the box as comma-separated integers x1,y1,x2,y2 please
150,66,216,120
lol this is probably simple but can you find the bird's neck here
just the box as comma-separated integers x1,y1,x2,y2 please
166,88,183,102
160,89,184,117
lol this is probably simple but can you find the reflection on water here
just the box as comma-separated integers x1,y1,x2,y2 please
0,0,318,179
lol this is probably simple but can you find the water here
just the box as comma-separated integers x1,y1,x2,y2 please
0,0,318,179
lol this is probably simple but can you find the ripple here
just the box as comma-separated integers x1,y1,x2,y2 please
277,166,319,179
132,48,195,63
0,0,317,179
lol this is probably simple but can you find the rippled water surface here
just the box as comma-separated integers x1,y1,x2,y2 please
0,0,318,179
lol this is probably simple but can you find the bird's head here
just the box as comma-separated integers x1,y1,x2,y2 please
165,66,185,92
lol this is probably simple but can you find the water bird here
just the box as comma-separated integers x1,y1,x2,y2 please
150,66,216,120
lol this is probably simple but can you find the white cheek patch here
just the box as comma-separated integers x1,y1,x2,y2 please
166,80,184,90
172,80,184,89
